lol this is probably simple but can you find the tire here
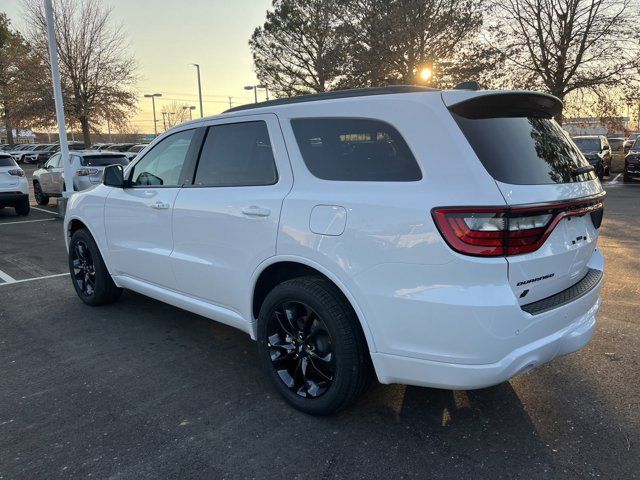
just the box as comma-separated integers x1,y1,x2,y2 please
257,276,373,415
14,199,29,216
597,165,604,181
33,181,49,205
68,228,122,306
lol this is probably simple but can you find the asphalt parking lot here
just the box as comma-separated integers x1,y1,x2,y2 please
1,167,639,479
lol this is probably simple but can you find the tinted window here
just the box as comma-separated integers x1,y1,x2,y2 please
81,155,129,167
130,129,194,186
0,156,17,167
291,118,421,181
128,145,145,153
452,114,595,184
194,121,277,186
573,137,601,152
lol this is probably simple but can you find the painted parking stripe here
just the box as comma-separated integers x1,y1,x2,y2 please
0,269,16,283
0,218,56,226
30,206,59,215
0,272,69,286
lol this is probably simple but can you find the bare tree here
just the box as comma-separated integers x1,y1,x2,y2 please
23,0,138,146
249,0,347,97
160,101,191,129
492,0,640,123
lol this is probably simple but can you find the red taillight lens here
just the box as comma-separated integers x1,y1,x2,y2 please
432,195,605,257
8,169,24,177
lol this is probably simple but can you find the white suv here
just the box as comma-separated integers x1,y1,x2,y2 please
64,86,605,415
0,153,29,216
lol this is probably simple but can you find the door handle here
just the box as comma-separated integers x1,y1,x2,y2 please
150,200,170,210
242,206,271,217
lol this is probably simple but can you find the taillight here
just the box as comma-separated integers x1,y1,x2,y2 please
8,169,24,177
432,195,605,257
76,168,99,176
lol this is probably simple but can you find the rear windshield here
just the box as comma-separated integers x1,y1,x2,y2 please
80,155,128,167
573,137,600,152
452,113,595,184
0,156,17,167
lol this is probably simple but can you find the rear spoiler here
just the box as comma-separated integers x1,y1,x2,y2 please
442,91,563,119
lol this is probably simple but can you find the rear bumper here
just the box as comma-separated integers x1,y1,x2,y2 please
356,248,604,389
0,192,28,206
372,294,598,389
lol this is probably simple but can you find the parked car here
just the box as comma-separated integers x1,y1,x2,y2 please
64,86,605,415
25,142,84,164
105,143,136,152
623,139,640,182
623,133,638,153
606,137,625,152
12,144,50,164
8,144,33,163
94,143,114,151
0,144,16,152
572,135,611,179
32,151,129,205
123,144,147,160
0,153,29,216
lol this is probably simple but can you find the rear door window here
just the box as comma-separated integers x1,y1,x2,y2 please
451,111,595,185
291,118,422,181
193,121,278,187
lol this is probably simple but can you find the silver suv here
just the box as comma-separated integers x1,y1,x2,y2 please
32,151,128,205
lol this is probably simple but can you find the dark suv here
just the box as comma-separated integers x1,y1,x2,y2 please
572,135,611,180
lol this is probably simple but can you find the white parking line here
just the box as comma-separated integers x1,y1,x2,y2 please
612,173,622,183
0,218,56,226
0,272,69,286
30,206,59,215
0,269,16,283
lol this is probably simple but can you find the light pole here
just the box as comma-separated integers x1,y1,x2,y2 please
244,84,268,103
144,93,162,136
189,63,204,118
182,105,196,121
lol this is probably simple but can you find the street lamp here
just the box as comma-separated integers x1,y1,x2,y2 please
244,84,268,103
189,63,204,118
182,105,196,121
143,93,162,136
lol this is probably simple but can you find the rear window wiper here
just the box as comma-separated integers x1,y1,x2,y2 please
570,165,595,177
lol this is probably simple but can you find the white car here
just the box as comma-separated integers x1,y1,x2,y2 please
64,86,605,415
32,151,129,205
0,153,29,216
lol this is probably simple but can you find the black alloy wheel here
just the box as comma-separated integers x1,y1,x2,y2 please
266,301,335,398
257,277,373,415
68,229,122,306
71,240,96,297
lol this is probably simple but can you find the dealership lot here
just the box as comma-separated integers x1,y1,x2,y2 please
0,179,639,479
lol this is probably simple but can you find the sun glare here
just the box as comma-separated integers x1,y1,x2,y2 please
420,67,433,81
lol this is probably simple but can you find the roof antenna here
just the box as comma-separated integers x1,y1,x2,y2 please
454,81,481,91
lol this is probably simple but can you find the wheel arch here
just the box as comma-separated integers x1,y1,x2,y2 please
65,216,115,276
249,256,377,353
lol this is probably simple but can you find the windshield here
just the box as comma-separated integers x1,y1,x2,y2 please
452,113,594,184
631,139,640,151
80,155,128,167
572,137,600,152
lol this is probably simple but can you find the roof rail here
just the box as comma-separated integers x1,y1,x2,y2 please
224,85,439,113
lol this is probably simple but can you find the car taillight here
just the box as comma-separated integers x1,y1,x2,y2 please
432,195,605,257
76,168,99,176
8,169,24,177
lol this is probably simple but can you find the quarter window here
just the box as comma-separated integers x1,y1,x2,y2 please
194,121,278,186
130,129,195,186
291,118,422,181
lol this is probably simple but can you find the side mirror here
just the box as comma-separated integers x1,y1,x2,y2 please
103,164,126,187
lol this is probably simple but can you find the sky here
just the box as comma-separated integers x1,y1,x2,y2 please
2,0,273,134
